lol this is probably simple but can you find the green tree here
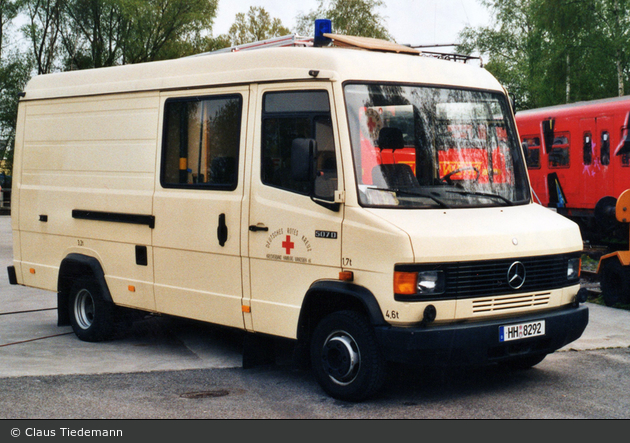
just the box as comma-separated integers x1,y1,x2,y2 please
227,6,290,46
594,0,630,96
20,0,66,74
459,0,630,110
21,0,219,70
295,0,392,41
0,0,20,59
0,51,33,174
118,0,219,63
0,1,29,174
61,0,125,69
457,0,544,110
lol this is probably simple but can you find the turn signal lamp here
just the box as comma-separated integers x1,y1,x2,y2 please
394,271,417,295
394,270,446,297
339,271,354,282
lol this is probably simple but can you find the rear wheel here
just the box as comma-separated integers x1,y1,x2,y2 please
69,279,117,342
601,259,630,306
310,310,386,402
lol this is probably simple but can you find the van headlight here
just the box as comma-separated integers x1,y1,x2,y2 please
394,270,445,298
567,257,581,280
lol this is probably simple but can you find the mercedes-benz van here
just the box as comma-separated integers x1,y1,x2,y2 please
7,28,588,401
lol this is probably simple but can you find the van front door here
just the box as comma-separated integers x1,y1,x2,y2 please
152,87,249,328
247,85,343,338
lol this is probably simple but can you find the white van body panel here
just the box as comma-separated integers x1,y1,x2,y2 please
372,203,582,264
14,92,159,312
21,48,503,102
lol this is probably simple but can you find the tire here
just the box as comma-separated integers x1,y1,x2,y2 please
601,259,630,307
310,310,386,402
500,353,547,371
68,278,117,342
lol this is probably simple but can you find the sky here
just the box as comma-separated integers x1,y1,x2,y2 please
212,0,493,48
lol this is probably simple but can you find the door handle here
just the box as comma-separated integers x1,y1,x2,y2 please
249,224,269,232
218,213,228,246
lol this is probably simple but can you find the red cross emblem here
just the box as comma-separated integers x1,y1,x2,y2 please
282,235,295,255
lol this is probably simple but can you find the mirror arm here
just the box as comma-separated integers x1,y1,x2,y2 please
311,196,341,212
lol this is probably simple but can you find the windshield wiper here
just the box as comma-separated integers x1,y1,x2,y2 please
369,187,451,208
444,189,514,206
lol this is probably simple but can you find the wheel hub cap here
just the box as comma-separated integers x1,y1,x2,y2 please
322,332,360,385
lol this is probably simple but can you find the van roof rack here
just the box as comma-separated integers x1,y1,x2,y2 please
193,18,481,66
205,34,315,54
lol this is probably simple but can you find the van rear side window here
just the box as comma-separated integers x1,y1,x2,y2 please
161,94,242,189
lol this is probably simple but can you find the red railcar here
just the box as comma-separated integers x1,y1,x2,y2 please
515,96,630,241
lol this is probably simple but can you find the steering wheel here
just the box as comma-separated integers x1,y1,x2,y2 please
441,166,480,185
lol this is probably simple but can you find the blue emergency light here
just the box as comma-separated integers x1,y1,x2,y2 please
314,19,332,47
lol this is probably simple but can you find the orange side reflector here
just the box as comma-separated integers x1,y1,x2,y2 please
128,285,136,292
394,271,417,295
29,268,36,274
339,271,354,281
242,305,251,313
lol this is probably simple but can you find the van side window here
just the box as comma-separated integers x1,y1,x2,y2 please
261,90,337,198
161,94,242,189
601,131,610,166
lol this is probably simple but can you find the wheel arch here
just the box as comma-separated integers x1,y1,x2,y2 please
57,253,113,326
296,280,386,344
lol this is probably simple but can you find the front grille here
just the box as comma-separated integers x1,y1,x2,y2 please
472,292,551,313
395,253,580,301
447,254,576,298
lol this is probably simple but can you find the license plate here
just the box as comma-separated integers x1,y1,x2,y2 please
499,320,545,342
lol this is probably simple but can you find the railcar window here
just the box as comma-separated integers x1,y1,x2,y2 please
601,131,610,166
523,136,541,168
549,134,570,168
583,132,592,165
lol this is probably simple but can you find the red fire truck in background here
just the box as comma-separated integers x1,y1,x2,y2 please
515,96,630,244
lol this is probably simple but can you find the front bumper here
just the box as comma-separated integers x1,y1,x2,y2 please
374,304,588,366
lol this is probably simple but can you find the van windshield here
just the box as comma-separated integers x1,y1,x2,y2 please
344,84,531,208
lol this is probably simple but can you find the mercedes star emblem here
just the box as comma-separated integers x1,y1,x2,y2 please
507,261,526,289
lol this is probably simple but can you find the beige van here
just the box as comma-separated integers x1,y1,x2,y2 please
7,30,588,401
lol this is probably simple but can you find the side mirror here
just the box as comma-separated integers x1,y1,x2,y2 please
291,138,316,182
291,138,340,211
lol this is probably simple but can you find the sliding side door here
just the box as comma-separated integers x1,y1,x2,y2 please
152,87,249,328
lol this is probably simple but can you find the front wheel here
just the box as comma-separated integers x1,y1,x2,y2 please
310,310,386,402
69,278,117,342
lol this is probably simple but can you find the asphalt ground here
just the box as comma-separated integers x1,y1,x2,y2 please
2,215,630,379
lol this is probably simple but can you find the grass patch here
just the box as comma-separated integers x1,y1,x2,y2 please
588,295,630,311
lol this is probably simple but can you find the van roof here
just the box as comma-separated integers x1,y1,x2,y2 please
22,45,503,101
